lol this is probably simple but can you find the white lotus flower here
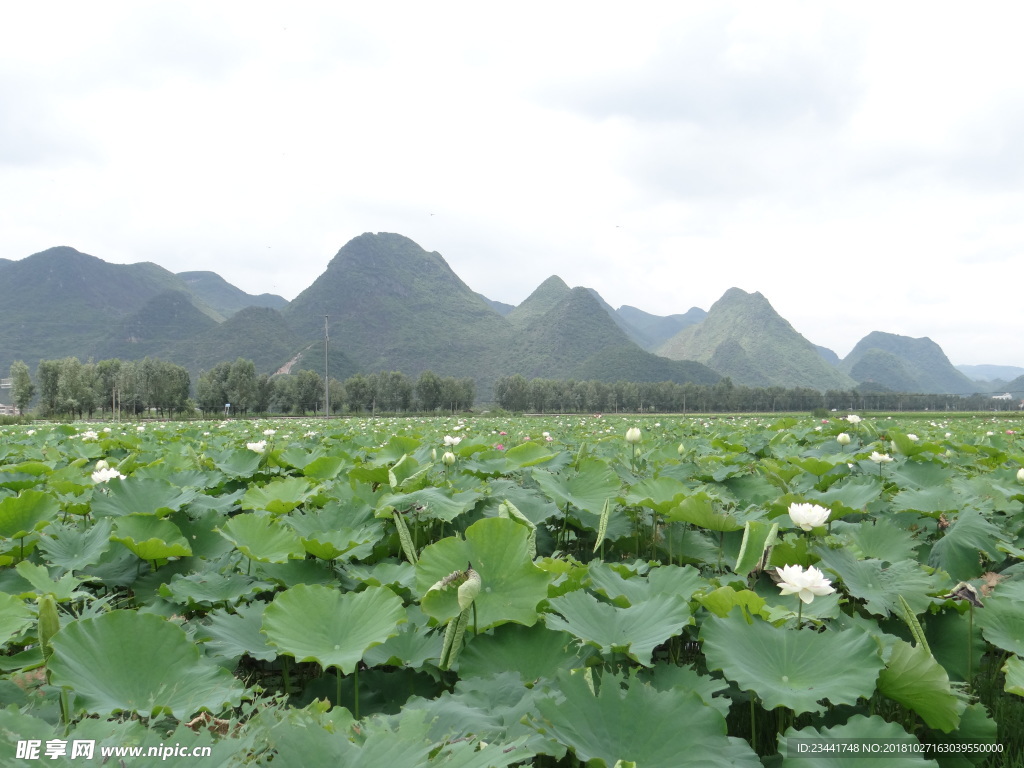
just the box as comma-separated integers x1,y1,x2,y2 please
836,433,851,446
775,564,836,604
906,434,918,441
625,427,642,444
1017,468,1024,484
846,414,862,424
788,502,831,531
443,435,462,446
263,429,276,436
247,440,267,454
869,451,893,463
91,466,126,484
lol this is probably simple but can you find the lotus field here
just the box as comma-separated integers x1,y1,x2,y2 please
2,413,1024,766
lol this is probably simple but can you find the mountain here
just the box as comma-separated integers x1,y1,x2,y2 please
815,345,841,365
507,276,571,327
0,246,221,375
0,258,12,270
957,364,1024,383
163,306,318,378
656,287,857,391
615,304,707,350
477,293,514,315
840,332,980,395
284,232,512,379
95,290,218,361
1000,375,1024,398
571,345,720,385
178,271,287,317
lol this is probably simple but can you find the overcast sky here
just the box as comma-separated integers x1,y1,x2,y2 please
3,3,1023,368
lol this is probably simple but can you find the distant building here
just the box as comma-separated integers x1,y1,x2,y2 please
0,378,18,415
992,393,1013,400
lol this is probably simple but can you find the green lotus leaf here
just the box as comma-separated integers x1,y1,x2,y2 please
642,663,732,718
37,519,112,572
778,715,935,767
241,476,315,515
891,486,958,515
500,440,557,469
699,586,769,620
90,477,197,518
976,596,1024,656
665,492,745,532
624,476,689,514
701,612,884,715
532,458,620,516
734,520,779,576
807,475,883,516
209,448,263,478
544,589,690,666
377,487,481,523
218,512,305,563
0,591,34,648
790,456,836,478
362,605,439,669
416,517,551,630
302,455,346,481
816,548,944,617
159,571,269,609
830,518,919,563
0,489,59,539
48,610,245,718
286,504,383,561
13,560,94,601
588,561,704,606
876,640,962,732
457,622,588,681
533,671,760,768
928,508,1006,581
195,601,276,662
262,584,406,673
1003,655,1024,697
111,515,192,561
403,671,553,757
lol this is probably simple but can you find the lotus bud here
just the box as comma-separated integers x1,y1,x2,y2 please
38,595,60,663
457,566,481,611
625,427,641,444
677,443,685,455
836,433,851,446
442,451,456,466
1018,467,1024,484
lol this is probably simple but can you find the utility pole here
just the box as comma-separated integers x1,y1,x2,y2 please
324,315,330,419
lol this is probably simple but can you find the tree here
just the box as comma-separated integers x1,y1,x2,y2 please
416,370,443,412
9,361,35,413
293,370,323,414
226,358,258,415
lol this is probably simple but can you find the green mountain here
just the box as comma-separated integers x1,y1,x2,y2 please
957,364,1024,383
178,271,287,317
615,304,707,350
505,286,718,385
162,307,318,378
572,345,720,385
0,246,221,374
477,293,514,315
284,232,511,379
1000,375,1024,398
657,287,857,391
507,276,571,327
840,332,980,395
96,290,218,361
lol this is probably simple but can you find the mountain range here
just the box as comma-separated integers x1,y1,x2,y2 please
0,234,1017,402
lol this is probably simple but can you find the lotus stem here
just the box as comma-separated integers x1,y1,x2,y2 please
796,600,803,629
281,656,290,695
353,664,360,719
750,694,757,753
968,602,974,688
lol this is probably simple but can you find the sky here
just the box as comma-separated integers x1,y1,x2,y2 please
2,2,1023,368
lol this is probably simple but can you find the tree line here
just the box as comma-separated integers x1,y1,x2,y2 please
6,357,475,418
7,357,1017,419
492,374,1022,414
